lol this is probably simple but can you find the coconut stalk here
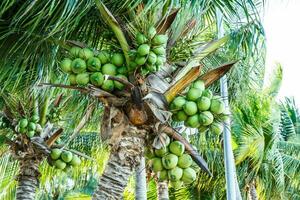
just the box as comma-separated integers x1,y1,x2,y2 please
94,0,130,67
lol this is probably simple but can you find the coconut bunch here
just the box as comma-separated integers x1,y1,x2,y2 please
48,148,82,170
14,115,42,138
146,134,197,189
60,47,128,92
169,79,228,134
130,26,168,75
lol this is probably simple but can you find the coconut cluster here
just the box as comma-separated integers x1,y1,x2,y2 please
14,115,42,138
48,148,81,170
60,47,128,92
130,26,168,75
170,79,228,134
146,134,197,189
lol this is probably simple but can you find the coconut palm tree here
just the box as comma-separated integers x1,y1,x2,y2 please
231,65,300,199
0,0,267,199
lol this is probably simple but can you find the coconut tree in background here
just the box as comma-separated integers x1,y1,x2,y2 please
0,0,268,199
231,65,300,200
0,88,96,200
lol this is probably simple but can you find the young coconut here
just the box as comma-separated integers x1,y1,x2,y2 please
111,53,125,67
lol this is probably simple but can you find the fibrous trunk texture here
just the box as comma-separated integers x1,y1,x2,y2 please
16,159,40,200
157,181,169,200
93,126,145,200
135,156,147,200
249,181,258,200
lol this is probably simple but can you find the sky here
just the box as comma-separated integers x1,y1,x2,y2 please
263,0,300,106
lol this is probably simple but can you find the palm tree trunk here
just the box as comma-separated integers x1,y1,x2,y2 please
248,181,258,200
135,156,147,200
16,159,40,200
93,127,145,200
157,181,169,200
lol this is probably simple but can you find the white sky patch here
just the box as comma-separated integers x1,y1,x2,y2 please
263,0,300,106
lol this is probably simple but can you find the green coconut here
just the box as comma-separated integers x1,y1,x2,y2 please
152,157,163,172
210,98,225,114
135,56,147,65
148,26,157,39
183,101,198,116
90,72,104,86
210,122,224,135
136,33,148,44
168,167,183,181
152,34,168,45
186,87,202,101
19,118,28,128
129,61,138,71
155,147,168,157
199,111,214,126
111,53,125,67
144,148,155,159
202,89,213,99
114,74,128,90
26,130,35,138
78,48,94,60
71,58,86,74
162,153,178,169
181,168,197,184
176,110,188,121
102,63,117,76
156,56,166,65
145,63,156,73
69,74,77,85
153,46,165,55
169,141,185,157
117,66,128,75
147,51,157,64
54,159,67,170
69,47,81,58
158,170,168,181
87,57,101,71
178,154,193,168
60,58,72,73
170,181,183,189
76,73,90,85
19,127,27,134
138,44,150,56
101,80,114,92
70,155,81,166
28,122,36,131
30,115,39,123
192,80,205,91
51,148,62,160
61,151,73,163
172,96,186,110
197,96,211,111
186,114,200,128
98,51,110,64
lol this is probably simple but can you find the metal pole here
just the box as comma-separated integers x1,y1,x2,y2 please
135,156,147,200
216,9,241,200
